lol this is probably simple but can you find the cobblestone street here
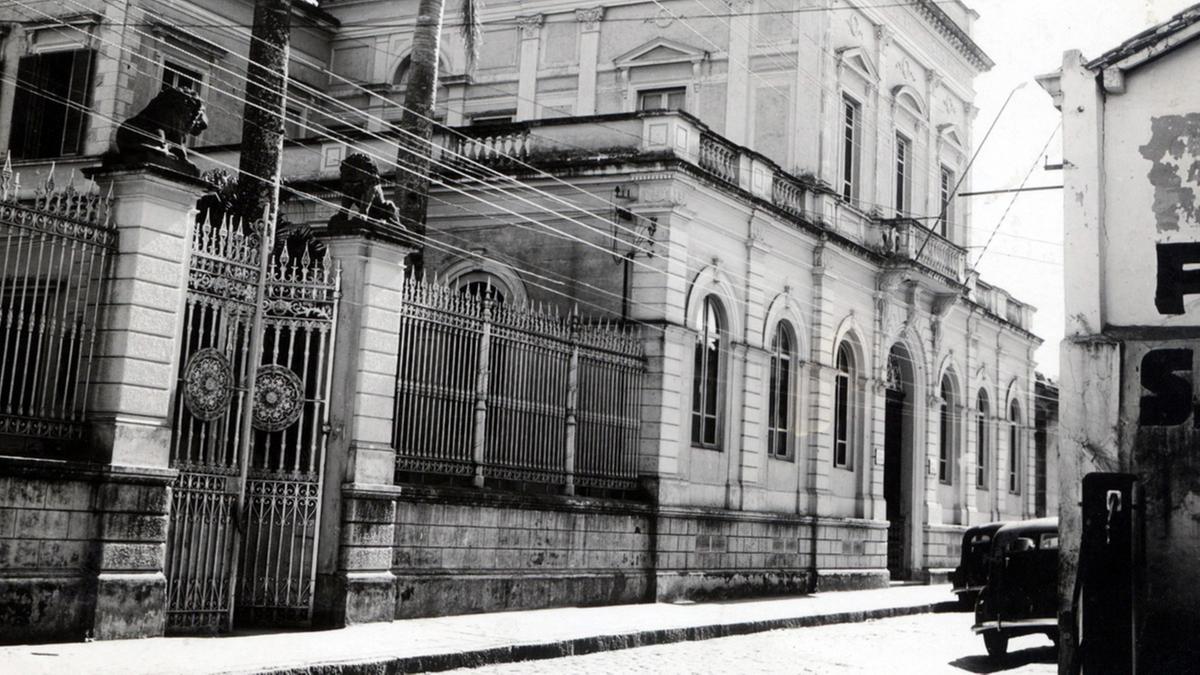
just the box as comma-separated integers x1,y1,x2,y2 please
440,612,1057,675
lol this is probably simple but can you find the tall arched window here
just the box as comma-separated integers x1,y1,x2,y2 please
767,322,795,459
939,376,955,484
976,390,990,489
833,342,854,468
1009,400,1022,494
691,296,724,448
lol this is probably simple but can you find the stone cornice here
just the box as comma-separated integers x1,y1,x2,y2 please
911,0,994,72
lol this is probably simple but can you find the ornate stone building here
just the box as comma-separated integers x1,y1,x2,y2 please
0,0,1051,641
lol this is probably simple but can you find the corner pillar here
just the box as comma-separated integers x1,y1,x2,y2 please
84,165,208,639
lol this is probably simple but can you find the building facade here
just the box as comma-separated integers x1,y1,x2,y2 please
0,0,1049,642
1039,6,1200,672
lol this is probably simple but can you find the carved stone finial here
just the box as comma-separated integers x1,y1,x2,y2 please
329,152,405,236
106,86,208,175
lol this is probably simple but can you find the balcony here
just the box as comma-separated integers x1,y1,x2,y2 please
876,217,968,285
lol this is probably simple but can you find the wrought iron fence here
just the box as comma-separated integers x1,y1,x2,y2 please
394,278,644,491
0,155,114,443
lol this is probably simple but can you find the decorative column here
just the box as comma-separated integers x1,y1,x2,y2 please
873,26,894,213
723,0,753,145
515,15,544,121
86,163,209,640
574,7,604,116
314,155,414,626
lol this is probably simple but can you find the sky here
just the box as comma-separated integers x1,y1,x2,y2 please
965,0,1196,378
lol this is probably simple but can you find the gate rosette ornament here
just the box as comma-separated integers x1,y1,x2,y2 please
182,348,234,421
252,365,304,432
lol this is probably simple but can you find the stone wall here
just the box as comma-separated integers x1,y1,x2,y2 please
389,487,892,616
391,485,653,619
652,512,888,597
0,470,95,642
0,458,172,644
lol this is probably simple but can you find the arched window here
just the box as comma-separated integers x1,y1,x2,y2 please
767,322,795,459
458,280,506,304
939,376,955,484
833,341,854,468
691,296,724,448
1009,400,1022,494
976,390,990,489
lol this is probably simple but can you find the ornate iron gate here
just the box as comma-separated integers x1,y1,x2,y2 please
164,209,339,633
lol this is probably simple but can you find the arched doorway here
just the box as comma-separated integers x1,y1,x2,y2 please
883,344,917,580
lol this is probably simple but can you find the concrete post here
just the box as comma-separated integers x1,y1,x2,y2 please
314,234,412,626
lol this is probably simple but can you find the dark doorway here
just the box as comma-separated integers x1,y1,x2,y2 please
884,386,906,579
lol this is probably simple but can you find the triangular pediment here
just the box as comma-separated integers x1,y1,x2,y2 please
614,38,706,68
938,123,964,149
836,46,878,82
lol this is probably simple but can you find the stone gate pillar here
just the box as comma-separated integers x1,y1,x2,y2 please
314,225,412,627
85,164,207,640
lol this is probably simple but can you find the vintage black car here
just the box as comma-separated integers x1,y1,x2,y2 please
972,517,1059,658
951,521,1009,610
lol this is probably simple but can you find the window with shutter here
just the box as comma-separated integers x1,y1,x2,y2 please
10,49,95,159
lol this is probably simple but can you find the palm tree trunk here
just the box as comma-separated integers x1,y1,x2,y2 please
236,0,291,222
395,0,446,271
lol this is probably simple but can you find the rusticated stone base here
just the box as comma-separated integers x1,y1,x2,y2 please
91,572,166,640
655,570,811,602
394,572,649,619
813,568,891,592
391,484,653,620
0,576,93,643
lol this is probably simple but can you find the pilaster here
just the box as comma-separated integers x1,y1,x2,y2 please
574,8,604,116
515,15,544,121
924,393,943,525
805,240,833,514
723,0,753,145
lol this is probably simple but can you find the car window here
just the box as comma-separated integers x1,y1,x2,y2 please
1040,533,1059,550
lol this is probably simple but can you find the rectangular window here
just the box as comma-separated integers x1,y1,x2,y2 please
9,49,95,160
895,133,912,215
834,371,849,467
841,96,862,204
471,113,515,126
638,87,687,112
162,61,202,92
767,351,792,459
939,166,956,237
939,404,951,484
976,414,988,489
1008,423,1020,493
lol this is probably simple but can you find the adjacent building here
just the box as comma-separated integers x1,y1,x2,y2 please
0,0,1050,641
1039,4,1200,671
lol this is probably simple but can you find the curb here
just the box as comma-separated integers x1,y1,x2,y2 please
253,601,963,674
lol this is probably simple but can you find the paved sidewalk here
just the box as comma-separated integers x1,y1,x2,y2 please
1,584,958,675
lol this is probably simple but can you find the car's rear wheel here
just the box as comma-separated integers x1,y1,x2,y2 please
984,632,1009,659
